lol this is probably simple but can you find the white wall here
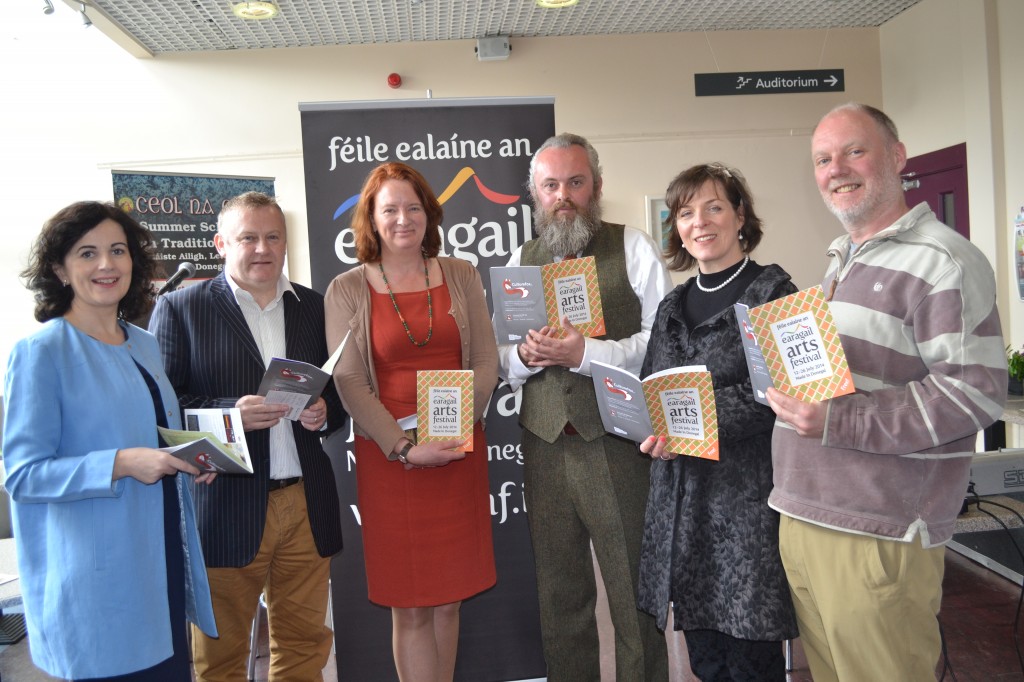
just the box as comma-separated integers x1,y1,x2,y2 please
996,0,1024,349
1,3,886,373
881,0,1023,350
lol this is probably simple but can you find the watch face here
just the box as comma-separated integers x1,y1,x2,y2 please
390,442,412,462
398,442,413,464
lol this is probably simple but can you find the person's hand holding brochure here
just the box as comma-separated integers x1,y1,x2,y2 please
491,256,606,343
591,361,719,460
158,407,253,474
256,330,350,420
734,285,854,404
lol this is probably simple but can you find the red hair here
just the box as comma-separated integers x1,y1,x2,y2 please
352,162,444,263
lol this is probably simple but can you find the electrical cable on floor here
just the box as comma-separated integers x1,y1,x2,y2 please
963,490,1024,678
937,620,958,681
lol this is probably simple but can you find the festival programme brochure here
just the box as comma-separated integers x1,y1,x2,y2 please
158,407,253,474
416,370,474,453
490,266,543,343
490,256,605,343
590,361,719,461
733,303,775,406
256,330,350,420
735,285,855,404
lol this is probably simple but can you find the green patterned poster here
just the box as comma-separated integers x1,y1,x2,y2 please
111,171,274,281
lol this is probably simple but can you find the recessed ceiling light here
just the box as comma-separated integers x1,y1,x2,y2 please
232,1,279,20
536,0,578,7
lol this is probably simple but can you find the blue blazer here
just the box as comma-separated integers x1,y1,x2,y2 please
149,273,346,567
2,319,216,680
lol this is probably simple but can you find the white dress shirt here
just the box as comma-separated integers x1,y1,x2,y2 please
226,273,303,480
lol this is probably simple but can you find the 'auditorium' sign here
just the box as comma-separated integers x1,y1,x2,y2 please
695,69,845,96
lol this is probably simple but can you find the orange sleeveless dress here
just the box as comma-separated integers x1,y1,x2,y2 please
354,280,496,607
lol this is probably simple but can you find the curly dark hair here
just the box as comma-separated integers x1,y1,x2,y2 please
351,162,444,263
22,201,160,323
662,163,764,272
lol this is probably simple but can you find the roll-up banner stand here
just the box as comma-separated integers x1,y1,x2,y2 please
300,97,555,681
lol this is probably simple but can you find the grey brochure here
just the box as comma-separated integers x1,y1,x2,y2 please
490,266,546,344
733,303,772,406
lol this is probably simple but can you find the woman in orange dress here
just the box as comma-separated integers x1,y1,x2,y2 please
325,162,498,682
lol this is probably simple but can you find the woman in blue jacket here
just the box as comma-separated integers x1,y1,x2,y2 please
2,202,217,680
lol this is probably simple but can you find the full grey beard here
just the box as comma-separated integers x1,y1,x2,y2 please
534,199,603,258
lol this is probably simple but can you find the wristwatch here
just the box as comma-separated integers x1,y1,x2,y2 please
388,441,413,464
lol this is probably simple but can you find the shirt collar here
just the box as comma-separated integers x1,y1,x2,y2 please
827,202,934,254
224,272,297,308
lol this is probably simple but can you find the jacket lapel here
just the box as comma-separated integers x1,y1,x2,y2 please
211,274,265,367
283,288,307,361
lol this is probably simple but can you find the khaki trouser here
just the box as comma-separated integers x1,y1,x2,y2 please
779,515,945,682
192,484,333,682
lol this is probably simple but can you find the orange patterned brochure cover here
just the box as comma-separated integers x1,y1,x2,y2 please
591,361,719,461
745,285,855,402
642,368,719,460
416,370,474,453
540,256,606,338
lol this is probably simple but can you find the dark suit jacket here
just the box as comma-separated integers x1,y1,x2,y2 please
150,273,346,568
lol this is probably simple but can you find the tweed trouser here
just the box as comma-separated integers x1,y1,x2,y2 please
523,429,668,682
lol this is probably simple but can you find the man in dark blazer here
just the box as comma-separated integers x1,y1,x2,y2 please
150,191,346,681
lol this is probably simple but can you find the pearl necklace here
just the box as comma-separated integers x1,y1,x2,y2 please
695,255,749,293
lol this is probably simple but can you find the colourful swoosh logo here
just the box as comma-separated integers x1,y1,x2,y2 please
332,166,519,221
502,278,529,298
280,368,310,383
603,377,632,401
437,167,520,205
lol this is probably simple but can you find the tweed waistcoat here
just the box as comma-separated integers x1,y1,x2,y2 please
519,222,642,443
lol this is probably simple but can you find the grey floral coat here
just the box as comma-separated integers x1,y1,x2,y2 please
636,263,799,641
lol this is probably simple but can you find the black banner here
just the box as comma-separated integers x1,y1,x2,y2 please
695,69,845,96
300,97,554,682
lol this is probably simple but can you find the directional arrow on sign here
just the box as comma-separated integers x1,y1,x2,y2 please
694,69,845,96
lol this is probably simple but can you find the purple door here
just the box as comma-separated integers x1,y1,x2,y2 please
902,142,968,239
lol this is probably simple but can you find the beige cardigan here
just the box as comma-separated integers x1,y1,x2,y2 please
324,257,499,455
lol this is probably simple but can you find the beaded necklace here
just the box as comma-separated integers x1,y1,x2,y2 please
378,258,432,347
